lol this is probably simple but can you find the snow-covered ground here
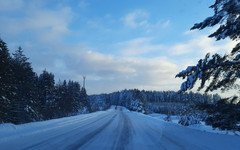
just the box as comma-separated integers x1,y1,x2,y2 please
149,113,240,136
0,106,240,150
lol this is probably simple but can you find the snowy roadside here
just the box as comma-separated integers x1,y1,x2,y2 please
0,110,109,140
149,113,240,136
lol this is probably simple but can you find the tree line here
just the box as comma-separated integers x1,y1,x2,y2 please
0,38,90,124
89,89,218,113
90,89,240,131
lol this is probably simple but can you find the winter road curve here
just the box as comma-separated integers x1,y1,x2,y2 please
0,106,240,150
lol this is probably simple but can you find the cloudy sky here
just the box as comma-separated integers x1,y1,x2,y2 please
0,0,237,94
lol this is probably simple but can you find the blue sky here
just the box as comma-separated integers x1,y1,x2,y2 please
0,0,237,94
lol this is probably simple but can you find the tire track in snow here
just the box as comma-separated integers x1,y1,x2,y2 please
67,113,117,150
109,112,123,150
144,119,186,150
162,134,186,150
127,112,168,150
0,113,104,144
114,111,134,150
21,113,115,150
144,123,185,150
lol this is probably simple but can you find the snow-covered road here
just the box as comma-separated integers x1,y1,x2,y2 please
0,106,240,150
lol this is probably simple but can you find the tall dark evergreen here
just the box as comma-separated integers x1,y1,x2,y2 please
68,81,82,113
38,70,55,119
0,38,15,123
80,87,91,112
11,47,39,124
65,80,76,114
58,80,68,116
54,80,66,117
53,80,90,117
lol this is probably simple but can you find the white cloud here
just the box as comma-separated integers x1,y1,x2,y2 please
105,14,111,19
168,33,237,56
0,0,24,11
47,44,179,94
117,37,164,56
0,3,73,45
169,42,194,55
78,0,89,9
87,20,101,28
63,33,236,93
162,20,170,28
122,10,149,28
122,10,170,34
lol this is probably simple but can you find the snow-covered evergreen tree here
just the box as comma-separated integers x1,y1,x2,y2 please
176,0,240,99
11,47,39,124
176,0,240,130
178,114,200,126
37,70,55,119
0,38,15,123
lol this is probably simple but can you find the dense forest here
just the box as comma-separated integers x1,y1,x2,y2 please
89,89,217,113
0,38,91,124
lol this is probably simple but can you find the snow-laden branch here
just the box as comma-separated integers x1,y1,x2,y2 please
176,53,240,93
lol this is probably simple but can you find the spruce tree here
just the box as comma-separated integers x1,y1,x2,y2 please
53,80,64,117
80,87,91,112
38,70,55,119
54,80,68,117
11,47,39,124
68,81,82,113
0,38,15,123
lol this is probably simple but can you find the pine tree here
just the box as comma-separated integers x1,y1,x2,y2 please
65,80,75,114
53,80,64,117
0,38,15,123
11,47,39,124
37,70,55,119
80,87,91,112
54,80,68,117
71,81,82,113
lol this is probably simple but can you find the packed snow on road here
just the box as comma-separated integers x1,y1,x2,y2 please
0,106,240,150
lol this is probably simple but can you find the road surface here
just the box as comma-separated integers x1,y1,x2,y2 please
0,106,240,150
